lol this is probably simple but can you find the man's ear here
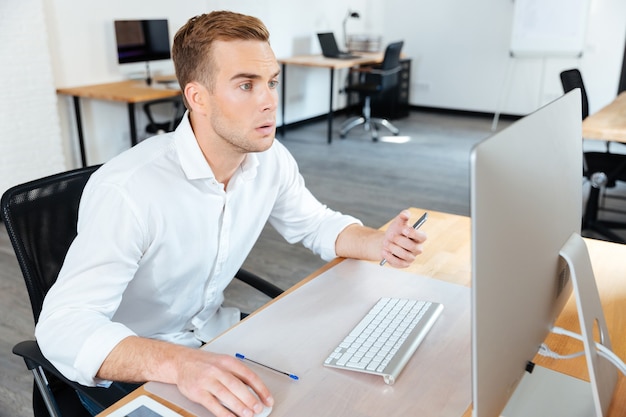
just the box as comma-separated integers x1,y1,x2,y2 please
183,82,208,114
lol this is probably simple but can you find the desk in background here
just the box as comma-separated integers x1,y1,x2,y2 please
97,208,626,416
278,53,385,144
582,91,626,143
57,78,181,167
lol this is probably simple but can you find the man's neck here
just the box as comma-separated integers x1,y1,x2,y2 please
203,149,244,188
190,118,245,188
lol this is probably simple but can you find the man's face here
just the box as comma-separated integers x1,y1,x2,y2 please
205,39,280,153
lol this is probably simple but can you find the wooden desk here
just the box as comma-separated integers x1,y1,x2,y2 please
277,53,384,144
582,91,626,143
97,208,626,417
57,79,181,167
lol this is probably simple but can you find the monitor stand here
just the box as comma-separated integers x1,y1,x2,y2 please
501,364,594,417
559,233,618,415
145,61,153,86
502,233,618,417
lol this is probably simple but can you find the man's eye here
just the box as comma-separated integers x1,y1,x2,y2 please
269,80,279,89
240,83,252,91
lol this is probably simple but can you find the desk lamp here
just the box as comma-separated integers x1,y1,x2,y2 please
343,9,360,50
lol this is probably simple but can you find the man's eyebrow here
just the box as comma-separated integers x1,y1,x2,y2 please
230,69,281,82
230,72,261,81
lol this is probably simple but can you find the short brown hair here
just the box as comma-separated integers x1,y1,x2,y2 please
172,11,270,96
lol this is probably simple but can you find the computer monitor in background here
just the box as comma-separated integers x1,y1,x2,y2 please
114,19,171,84
470,90,617,416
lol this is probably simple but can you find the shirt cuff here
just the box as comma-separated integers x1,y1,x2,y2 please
74,323,137,387
319,216,363,261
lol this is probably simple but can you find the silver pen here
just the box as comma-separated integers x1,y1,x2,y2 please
380,212,428,266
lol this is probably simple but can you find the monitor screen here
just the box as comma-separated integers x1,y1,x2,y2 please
114,19,171,64
470,90,582,416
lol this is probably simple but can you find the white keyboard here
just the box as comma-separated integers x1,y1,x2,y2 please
323,297,443,385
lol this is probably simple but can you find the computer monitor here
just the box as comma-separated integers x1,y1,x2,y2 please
114,19,171,84
114,19,171,64
470,90,609,416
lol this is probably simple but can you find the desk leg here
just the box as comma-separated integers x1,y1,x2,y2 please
72,96,87,168
280,63,286,137
327,68,334,144
128,103,138,146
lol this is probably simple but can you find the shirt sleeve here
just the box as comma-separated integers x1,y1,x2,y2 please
35,179,145,387
268,142,362,261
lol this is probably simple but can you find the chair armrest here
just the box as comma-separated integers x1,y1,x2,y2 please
367,66,403,76
349,65,402,76
235,268,284,299
13,340,128,409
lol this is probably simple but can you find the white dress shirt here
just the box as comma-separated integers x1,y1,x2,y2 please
35,114,360,386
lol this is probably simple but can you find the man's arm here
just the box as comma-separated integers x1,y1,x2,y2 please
335,209,426,268
98,336,274,417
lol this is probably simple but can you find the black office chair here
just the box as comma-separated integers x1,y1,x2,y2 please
560,68,626,244
143,96,185,135
1,166,283,417
340,41,404,141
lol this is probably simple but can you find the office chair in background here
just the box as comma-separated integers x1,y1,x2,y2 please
143,96,185,135
560,68,626,244
340,41,404,141
1,166,283,417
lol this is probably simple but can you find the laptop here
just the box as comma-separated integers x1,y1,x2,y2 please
317,32,361,59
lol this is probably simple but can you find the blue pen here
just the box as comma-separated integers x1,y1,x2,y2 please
235,353,299,380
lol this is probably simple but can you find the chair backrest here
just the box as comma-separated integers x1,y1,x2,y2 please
560,68,589,120
1,165,100,322
144,97,185,134
380,41,404,71
374,41,404,91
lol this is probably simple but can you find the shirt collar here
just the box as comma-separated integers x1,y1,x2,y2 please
174,112,259,182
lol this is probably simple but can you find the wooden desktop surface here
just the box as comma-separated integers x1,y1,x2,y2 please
56,77,181,166
56,78,180,103
582,91,626,143
277,52,384,70
97,208,626,417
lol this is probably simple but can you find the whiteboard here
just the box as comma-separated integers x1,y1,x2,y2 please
510,0,590,58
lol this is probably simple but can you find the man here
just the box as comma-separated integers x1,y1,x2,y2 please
36,11,426,417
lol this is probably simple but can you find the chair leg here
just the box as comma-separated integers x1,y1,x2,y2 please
340,96,399,141
371,117,400,135
340,116,366,138
32,366,62,417
340,96,372,139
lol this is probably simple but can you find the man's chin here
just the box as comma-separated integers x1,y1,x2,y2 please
240,134,274,153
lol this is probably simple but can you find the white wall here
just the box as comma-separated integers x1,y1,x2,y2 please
34,0,626,169
0,0,66,195
381,0,626,116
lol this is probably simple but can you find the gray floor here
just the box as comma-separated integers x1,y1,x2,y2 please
2,109,623,416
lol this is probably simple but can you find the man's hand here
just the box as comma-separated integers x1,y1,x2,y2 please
174,350,273,417
380,210,427,268
97,337,273,417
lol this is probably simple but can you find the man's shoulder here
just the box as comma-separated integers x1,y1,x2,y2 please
90,134,180,187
